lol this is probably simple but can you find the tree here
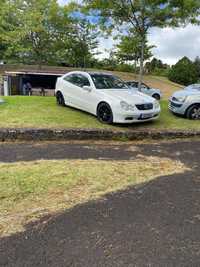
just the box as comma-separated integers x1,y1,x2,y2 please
145,57,169,74
84,0,200,89
66,19,99,68
194,56,200,78
168,57,198,85
116,31,154,71
0,0,70,65
0,0,98,67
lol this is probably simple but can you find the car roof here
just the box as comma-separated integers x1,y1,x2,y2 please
65,70,114,76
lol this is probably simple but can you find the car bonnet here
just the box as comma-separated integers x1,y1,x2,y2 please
100,89,155,104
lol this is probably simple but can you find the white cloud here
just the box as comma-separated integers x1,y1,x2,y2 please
58,0,70,5
95,25,200,65
148,25,200,65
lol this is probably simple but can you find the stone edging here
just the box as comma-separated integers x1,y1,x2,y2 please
0,128,200,141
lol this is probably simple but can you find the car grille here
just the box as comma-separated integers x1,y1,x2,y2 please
136,103,153,110
170,101,183,108
172,97,180,102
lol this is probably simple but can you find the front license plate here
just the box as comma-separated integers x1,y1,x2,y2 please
140,113,153,119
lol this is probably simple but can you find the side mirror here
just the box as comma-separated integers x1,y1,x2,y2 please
82,85,92,92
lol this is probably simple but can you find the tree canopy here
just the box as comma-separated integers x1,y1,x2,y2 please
168,57,198,85
116,31,154,67
0,0,99,67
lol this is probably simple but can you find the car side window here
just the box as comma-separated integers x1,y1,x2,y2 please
64,74,90,88
130,82,138,87
63,74,74,83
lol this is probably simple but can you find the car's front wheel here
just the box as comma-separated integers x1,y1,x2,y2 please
152,94,160,100
56,92,65,106
97,102,113,124
186,104,200,120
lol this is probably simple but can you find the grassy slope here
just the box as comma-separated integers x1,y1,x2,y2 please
0,96,200,130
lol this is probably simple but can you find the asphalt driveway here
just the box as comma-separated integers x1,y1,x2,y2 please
0,140,200,266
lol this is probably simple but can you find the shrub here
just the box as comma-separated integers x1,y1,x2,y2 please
115,64,135,73
168,57,198,86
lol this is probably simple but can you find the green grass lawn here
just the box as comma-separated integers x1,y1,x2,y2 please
0,96,199,130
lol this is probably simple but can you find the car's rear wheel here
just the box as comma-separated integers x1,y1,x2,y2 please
97,103,113,124
152,94,160,100
56,92,65,106
186,104,200,120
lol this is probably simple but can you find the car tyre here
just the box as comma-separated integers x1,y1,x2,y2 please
56,92,65,106
152,94,160,100
186,104,200,120
97,102,113,124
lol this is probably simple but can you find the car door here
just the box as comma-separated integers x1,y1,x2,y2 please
62,74,78,106
62,74,89,109
73,74,99,114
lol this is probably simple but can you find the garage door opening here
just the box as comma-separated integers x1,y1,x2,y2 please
3,71,65,96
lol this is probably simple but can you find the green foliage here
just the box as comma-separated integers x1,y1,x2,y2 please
194,56,200,78
0,0,98,67
151,68,170,77
168,57,198,85
115,64,135,73
145,58,170,76
116,32,155,65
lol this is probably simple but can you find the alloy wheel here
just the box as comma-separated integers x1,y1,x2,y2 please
97,103,113,124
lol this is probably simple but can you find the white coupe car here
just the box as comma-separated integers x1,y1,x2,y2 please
55,71,161,124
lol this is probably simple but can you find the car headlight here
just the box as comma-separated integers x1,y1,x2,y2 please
173,96,187,103
154,101,160,109
120,101,135,111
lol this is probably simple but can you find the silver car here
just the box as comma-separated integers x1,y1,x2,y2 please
169,84,200,119
125,81,162,100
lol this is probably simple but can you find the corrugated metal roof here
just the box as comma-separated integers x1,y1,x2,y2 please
5,71,65,76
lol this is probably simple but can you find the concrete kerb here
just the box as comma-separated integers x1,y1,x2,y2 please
0,128,199,142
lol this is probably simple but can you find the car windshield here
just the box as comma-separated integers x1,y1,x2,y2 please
91,74,128,89
185,84,200,91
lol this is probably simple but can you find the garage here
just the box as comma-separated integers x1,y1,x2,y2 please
2,69,66,96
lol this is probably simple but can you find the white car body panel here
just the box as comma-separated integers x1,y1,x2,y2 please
56,71,161,124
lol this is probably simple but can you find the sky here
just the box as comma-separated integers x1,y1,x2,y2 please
58,0,200,65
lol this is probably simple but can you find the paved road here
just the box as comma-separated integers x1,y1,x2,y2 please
0,140,200,266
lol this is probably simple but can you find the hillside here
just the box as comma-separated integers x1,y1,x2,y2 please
0,64,183,99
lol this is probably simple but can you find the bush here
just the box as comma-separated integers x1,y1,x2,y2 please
168,57,198,86
151,67,170,77
115,64,135,73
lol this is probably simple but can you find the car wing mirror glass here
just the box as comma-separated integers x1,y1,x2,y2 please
82,85,92,92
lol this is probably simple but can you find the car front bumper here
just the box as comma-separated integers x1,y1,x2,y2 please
113,109,160,123
168,100,187,115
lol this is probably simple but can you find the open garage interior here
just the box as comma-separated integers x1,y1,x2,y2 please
2,70,66,96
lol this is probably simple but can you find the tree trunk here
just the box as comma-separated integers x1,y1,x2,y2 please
134,59,137,73
138,35,145,91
